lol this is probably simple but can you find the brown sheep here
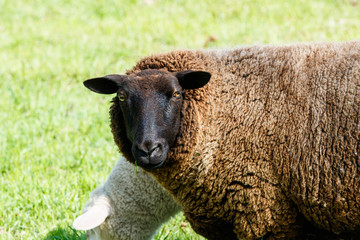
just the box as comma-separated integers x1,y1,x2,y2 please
84,41,360,239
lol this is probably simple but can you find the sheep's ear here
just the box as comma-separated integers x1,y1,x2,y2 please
84,74,127,94
175,70,211,89
72,204,111,230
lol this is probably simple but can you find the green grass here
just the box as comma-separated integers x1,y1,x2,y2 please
0,0,359,239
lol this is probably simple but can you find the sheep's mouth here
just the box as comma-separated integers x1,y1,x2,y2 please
135,156,167,170
139,159,166,170
131,142,169,170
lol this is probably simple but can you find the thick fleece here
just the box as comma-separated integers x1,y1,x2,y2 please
109,41,360,239
73,157,181,240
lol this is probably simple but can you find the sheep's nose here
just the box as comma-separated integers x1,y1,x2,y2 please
135,141,161,156
131,139,169,169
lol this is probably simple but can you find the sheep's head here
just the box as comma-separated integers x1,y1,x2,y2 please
84,69,211,169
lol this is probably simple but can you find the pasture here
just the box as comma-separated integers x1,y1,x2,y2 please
1,0,359,239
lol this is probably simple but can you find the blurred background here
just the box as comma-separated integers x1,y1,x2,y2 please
1,0,359,239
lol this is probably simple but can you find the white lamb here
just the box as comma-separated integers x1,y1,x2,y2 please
73,156,181,240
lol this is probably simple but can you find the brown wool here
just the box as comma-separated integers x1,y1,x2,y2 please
109,41,360,240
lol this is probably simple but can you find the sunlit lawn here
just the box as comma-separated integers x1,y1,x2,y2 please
1,0,359,239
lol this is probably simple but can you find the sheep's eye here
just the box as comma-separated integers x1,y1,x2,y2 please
118,93,126,102
172,90,182,99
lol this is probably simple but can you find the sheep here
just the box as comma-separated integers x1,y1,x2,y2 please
83,41,360,239
72,156,181,240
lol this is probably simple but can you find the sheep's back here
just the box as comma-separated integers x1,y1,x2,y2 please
203,41,360,235
212,42,360,234
279,41,360,233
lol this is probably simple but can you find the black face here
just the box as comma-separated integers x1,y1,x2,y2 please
84,69,211,169
117,73,184,169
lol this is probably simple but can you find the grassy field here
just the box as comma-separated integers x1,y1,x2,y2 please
1,0,359,239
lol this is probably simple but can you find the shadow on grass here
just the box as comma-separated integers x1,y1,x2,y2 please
43,226,86,240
